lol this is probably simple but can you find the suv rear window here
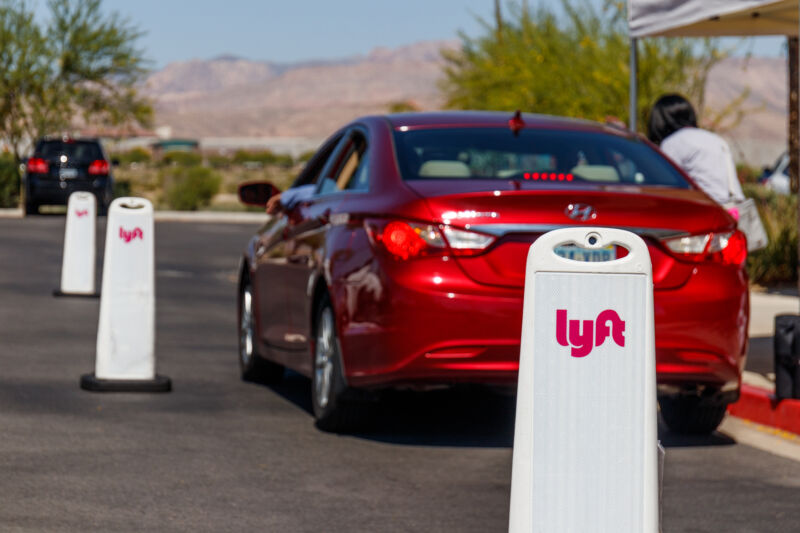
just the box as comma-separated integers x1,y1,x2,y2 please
35,141,104,163
393,127,691,189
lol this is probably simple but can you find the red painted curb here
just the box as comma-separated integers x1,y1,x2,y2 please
727,384,800,436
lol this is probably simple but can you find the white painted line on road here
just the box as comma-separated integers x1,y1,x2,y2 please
721,415,800,463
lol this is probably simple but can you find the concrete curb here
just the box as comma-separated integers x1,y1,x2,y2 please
0,208,268,224
727,382,800,437
0,208,23,218
153,211,268,224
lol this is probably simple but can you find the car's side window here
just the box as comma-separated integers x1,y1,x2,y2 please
345,149,369,192
316,128,369,196
291,133,344,189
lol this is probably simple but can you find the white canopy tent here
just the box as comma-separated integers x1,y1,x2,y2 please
627,0,799,130
629,0,798,39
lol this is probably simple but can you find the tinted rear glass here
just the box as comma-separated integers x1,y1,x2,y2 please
393,128,691,189
36,141,103,163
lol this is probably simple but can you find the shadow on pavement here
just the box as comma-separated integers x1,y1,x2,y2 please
657,419,736,448
761,284,798,297
354,387,516,448
266,372,515,447
266,372,740,450
265,371,314,415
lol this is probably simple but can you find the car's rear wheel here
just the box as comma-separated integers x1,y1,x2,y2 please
659,395,728,435
312,296,370,432
238,279,284,384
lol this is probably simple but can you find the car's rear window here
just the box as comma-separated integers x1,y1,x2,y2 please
35,141,103,163
392,127,691,189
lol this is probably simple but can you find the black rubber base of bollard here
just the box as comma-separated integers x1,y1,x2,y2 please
53,290,100,298
80,373,172,393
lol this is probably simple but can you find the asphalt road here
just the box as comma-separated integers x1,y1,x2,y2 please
1,215,799,532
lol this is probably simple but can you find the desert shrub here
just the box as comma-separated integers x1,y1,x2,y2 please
737,164,762,185
0,153,20,207
297,150,316,164
232,149,293,168
115,147,151,166
162,151,202,167
162,166,221,211
113,179,132,198
206,154,232,168
743,184,797,284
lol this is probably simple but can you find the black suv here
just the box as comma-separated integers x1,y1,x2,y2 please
24,137,114,215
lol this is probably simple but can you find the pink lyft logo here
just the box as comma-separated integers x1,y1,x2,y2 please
556,309,626,358
119,227,143,243
75,209,89,218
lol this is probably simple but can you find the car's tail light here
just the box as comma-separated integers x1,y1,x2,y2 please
88,159,109,175
26,157,48,174
366,219,495,260
441,226,495,256
662,230,746,266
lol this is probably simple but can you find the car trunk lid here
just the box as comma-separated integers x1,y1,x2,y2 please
408,181,732,290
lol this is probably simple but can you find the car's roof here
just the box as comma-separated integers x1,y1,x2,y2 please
381,111,635,138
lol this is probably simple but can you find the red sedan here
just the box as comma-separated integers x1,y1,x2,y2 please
237,111,748,433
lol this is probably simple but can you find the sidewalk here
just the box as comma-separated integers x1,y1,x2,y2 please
729,288,800,435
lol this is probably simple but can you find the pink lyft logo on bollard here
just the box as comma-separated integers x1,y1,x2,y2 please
119,227,143,243
75,209,89,218
556,309,626,358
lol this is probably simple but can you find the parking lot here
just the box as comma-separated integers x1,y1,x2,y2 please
2,216,800,532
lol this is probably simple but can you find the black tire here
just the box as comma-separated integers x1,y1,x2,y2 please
311,295,371,432
238,278,284,384
24,201,37,216
659,395,728,435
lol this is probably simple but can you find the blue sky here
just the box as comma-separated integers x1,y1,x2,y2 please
39,0,787,68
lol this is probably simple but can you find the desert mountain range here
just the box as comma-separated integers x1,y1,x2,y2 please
145,40,789,165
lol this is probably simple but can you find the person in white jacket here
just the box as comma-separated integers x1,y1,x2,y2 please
647,94,744,206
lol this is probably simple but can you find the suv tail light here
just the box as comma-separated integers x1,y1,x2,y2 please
26,157,49,174
366,219,496,260
88,159,110,175
662,230,746,266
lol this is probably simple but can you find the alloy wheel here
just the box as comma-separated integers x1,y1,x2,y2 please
240,285,254,366
315,307,335,409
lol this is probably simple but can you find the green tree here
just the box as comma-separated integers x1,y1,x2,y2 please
441,0,724,130
0,0,152,160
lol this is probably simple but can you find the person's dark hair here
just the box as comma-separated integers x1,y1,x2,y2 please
647,94,698,145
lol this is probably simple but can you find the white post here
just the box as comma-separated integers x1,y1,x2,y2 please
509,227,658,532
81,197,171,392
630,37,639,131
55,192,97,297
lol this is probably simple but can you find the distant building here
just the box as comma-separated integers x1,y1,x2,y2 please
150,138,200,156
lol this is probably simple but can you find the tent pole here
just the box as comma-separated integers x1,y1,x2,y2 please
630,37,638,131
795,8,800,307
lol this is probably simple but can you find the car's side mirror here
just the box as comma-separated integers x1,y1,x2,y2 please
238,181,279,207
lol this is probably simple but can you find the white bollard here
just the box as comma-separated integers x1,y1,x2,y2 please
80,197,171,392
54,192,97,297
509,227,658,533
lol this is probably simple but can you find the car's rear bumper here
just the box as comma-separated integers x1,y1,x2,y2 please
337,257,748,395
27,176,111,205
